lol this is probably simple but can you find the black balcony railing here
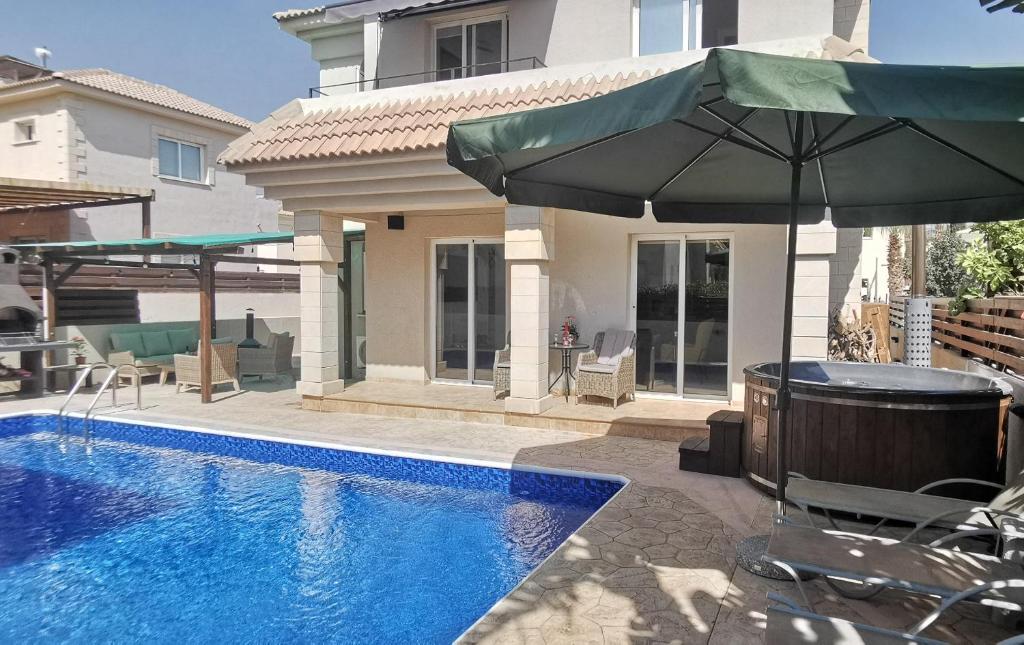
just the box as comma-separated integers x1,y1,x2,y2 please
308,56,546,98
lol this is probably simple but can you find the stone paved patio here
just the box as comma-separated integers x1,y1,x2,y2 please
0,381,1014,643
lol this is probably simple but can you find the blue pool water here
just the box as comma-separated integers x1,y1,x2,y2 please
0,414,621,643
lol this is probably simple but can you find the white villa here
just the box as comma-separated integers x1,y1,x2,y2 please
0,55,298,333
223,0,874,413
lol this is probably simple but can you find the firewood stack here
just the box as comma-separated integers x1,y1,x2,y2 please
828,307,878,363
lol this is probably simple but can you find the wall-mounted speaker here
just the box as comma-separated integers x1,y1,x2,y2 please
387,215,404,230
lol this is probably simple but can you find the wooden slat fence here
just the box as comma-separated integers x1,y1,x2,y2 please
932,297,1024,375
19,264,299,293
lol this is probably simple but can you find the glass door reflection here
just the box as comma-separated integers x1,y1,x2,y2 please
683,240,730,397
473,243,505,383
434,240,505,385
435,243,470,381
634,241,680,394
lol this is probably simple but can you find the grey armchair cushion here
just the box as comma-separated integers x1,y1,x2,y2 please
580,362,616,374
495,361,511,369
597,329,634,366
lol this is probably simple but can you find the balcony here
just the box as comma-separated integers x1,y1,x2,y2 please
308,56,546,98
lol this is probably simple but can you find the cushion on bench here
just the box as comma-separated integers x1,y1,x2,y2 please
110,332,146,358
141,331,173,357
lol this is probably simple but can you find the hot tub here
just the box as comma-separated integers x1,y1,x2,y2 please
742,361,1011,495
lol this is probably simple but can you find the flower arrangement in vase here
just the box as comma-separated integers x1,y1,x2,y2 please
70,336,87,365
561,316,580,345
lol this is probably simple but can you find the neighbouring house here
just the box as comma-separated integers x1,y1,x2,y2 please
222,0,873,411
0,55,299,368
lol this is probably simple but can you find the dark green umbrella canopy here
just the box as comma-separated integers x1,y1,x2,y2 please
447,48,1024,228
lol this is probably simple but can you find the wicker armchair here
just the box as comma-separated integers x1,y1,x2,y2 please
238,332,295,382
493,332,511,399
575,330,636,408
174,342,240,393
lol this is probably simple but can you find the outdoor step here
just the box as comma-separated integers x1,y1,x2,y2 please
678,410,744,477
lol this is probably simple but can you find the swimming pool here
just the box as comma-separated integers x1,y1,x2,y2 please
0,413,623,643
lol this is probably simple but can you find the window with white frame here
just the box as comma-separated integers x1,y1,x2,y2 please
633,0,736,56
433,14,507,81
14,119,36,144
158,137,204,182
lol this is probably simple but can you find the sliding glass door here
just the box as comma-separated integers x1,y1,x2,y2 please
433,239,505,384
632,235,731,399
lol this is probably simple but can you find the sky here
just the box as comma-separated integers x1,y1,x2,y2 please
3,0,1023,123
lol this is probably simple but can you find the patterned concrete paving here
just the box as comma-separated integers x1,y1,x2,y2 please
0,382,1016,643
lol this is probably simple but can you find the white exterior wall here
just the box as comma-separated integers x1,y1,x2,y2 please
295,0,865,92
361,208,784,403
66,95,279,242
829,226,863,316
0,95,68,180
833,0,870,51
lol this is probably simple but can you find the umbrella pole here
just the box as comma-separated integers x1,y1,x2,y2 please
736,112,803,579
775,153,803,514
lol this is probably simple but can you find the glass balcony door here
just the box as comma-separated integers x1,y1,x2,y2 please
434,15,507,81
631,235,731,399
433,239,506,385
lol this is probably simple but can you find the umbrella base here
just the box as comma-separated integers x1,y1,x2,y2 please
735,534,813,580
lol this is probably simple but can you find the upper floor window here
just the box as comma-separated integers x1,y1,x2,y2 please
13,119,36,144
158,137,203,182
433,14,507,81
633,0,737,56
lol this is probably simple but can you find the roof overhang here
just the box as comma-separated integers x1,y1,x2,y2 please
0,177,154,215
14,231,293,256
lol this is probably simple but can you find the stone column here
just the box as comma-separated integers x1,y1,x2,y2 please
505,205,555,415
791,220,837,360
295,210,345,399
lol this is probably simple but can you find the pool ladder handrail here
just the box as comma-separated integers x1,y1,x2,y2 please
57,362,142,437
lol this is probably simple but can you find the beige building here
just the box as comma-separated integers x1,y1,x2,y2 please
0,55,295,325
224,0,872,410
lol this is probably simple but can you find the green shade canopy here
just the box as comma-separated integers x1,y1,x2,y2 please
14,231,293,254
447,48,1024,227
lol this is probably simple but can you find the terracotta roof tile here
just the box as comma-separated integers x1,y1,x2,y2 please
220,36,871,167
0,68,251,128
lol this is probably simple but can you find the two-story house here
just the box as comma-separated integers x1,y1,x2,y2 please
222,0,872,414
0,55,297,331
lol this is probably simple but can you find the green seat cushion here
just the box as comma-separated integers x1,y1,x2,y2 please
110,332,146,358
141,331,173,357
211,337,234,345
167,328,196,354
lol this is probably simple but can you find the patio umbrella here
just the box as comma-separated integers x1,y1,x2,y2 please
446,48,1024,517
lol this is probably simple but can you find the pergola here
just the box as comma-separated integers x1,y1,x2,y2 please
15,232,300,403
0,177,155,237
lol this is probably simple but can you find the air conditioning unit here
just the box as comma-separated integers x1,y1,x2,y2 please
355,336,367,369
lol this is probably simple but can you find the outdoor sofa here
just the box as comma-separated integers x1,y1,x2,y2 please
109,328,198,385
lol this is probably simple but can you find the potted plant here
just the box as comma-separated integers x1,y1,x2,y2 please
70,336,87,365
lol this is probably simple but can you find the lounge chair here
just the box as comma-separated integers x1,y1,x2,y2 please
575,330,636,408
174,341,240,393
765,519,1024,612
766,589,1024,644
786,469,1024,535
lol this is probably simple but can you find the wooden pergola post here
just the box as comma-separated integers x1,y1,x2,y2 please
910,224,927,297
199,254,213,403
141,198,152,263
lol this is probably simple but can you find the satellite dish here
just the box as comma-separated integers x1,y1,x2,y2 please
33,47,52,68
